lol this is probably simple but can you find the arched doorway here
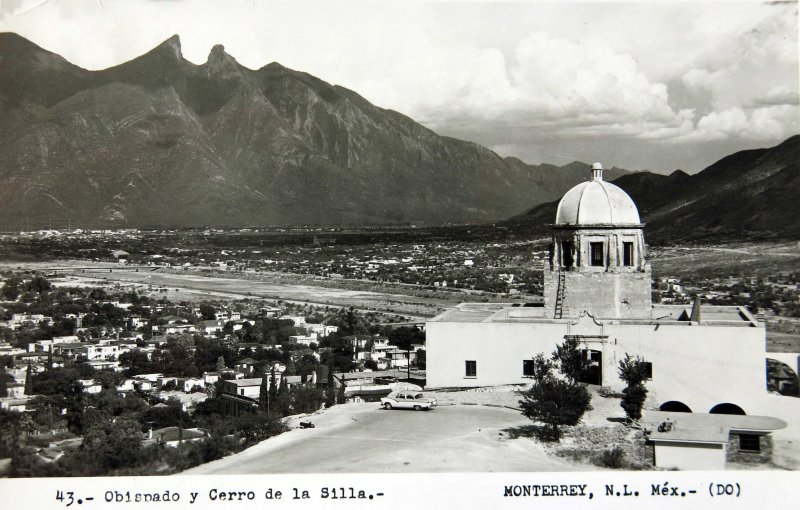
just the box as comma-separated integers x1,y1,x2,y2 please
709,403,746,415
659,401,692,413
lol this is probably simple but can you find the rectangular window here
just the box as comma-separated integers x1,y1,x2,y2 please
642,362,653,379
239,388,245,395
590,242,604,266
739,434,760,452
623,242,634,266
523,359,535,377
465,360,477,377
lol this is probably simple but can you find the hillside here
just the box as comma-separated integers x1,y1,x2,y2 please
505,136,800,242
0,33,630,228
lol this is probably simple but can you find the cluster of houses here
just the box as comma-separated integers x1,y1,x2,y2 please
0,292,429,415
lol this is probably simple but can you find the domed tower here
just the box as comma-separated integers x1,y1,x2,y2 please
543,163,652,319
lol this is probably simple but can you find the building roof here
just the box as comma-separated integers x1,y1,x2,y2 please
429,302,760,327
151,427,207,442
225,378,263,386
646,410,786,445
555,164,640,226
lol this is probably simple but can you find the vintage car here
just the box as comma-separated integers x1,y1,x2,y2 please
380,391,437,411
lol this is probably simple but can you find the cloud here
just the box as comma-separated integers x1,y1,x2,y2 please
669,105,799,143
668,5,799,143
365,5,796,146
375,30,691,141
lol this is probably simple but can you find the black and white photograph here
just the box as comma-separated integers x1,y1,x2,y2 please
0,0,798,497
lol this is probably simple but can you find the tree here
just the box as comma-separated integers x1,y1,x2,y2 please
26,276,52,294
618,354,649,423
69,418,144,474
414,349,426,369
119,349,152,377
325,369,336,408
268,368,278,411
259,374,270,412
259,368,278,413
200,304,216,320
1,276,22,301
336,376,346,404
215,355,226,373
24,363,33,395
276,376,291,416
291,385,324,414
0,367,10,397
528,353,555,382
387,326,425,351
551,337,588,383
518,377,591,441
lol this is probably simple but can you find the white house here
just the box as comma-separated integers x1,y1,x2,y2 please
289,334,317,346
77,379,102,394
182,378,204,393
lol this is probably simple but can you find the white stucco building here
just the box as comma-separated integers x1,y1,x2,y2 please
427,163,782,419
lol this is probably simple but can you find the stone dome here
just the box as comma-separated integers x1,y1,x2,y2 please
555,163,641,225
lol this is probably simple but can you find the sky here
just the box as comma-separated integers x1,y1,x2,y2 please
0,0,797,173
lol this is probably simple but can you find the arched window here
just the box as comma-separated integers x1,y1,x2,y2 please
659,401,692,413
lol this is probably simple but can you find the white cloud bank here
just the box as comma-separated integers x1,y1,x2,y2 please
360,5,798,146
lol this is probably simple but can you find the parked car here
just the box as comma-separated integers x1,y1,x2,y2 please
380,391,437,411
299,421,315,429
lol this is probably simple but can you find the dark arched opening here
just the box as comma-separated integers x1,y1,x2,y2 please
659,401,692,413
709,403,746,415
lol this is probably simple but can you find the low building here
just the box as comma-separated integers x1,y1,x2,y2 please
222,378,263,399
203,372,221,385
646,411,786,470
289,335,317,346
182,378,204,393
77,379,102,394
199,319,226,335
146,427,207,447
84,360,121,371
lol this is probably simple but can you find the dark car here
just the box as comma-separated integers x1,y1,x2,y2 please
299,421,315,429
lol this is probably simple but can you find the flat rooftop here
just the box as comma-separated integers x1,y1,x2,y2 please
224,378,263,386
645,410,786,444
429,303,761,327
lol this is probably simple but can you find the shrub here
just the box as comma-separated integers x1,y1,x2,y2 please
618,354,649,423
518,378,592,441
597,447,626,469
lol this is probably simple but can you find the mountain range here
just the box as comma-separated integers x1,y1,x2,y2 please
0,33,796,242
0,33,629,228
507,135,800,242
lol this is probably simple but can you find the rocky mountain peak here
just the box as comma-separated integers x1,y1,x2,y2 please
206,43,241,75
161,34,183,59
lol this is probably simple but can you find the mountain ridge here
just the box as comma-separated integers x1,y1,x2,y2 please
4,32,792,240
505,135,800,242
0,33,639,228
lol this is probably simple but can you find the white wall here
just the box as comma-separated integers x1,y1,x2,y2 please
654,442,726,470
427,317,767,415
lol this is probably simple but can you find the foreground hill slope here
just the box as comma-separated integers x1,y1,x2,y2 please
0,33,630,228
